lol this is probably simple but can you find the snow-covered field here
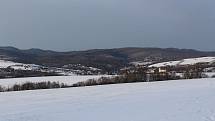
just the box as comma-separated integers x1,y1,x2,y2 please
204,72,215,78
0,59,40,70
0,78,215,121
0,75,111,88
149,57,215,67
0,59,20,68
130,61,152,66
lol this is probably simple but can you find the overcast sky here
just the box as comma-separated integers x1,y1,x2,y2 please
0,0,215,51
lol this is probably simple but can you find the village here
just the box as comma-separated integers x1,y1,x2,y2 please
120,59,215,82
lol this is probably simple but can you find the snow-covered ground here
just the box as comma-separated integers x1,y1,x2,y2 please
0,59,41,70
0,59,22,68
0,75,111,88
149,57,215,67
130,61,152,66
149,60,181,67
204,72,215,78
0,78,215,121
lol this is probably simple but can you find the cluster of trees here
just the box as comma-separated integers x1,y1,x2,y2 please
0,81,69,92
72,76,125,87
72,64,215,87
72,73,172,88
121,67,174,82
72,74,149,87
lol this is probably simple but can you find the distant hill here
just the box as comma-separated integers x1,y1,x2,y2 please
0,47,215,72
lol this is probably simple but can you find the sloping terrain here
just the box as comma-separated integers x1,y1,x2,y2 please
1,47,215,72
149,57,215,67
0,59,40,70
0,78,215,121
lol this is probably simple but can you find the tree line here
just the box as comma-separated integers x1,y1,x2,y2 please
0,81,69,92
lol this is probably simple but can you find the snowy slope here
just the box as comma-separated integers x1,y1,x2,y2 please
0,59,41,70
0,60,22,68
0,75,111,88
130,61,152,66
149,57,215,67
1,78,215,121
149,60,180,67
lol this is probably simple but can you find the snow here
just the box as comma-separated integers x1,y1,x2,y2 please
149,60,180,67
149,57,215,67
0,78,215,121
10,64,41,71
0,60,22,68
204,72,215,78
180,57,215,65
0,75,111,88
130,61,152,66
0,59,41,70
